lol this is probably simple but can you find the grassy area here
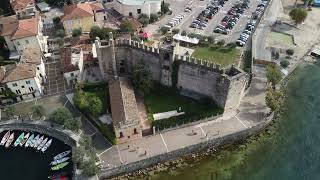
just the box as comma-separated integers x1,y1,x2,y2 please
82,82,110,114
270,31,295,46
145,85,223,130
192,46,240,67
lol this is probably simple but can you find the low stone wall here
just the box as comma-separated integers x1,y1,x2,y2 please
99,113,274,179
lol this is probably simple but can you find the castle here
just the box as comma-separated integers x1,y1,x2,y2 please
95,33,248,143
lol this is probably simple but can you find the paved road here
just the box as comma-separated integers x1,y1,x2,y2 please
98,72,268,171
253,0,282,61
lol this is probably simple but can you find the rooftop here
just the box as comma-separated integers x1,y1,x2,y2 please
2,63,37,83
20,48,42,65
10,0,35,11
109,77,140,129
1,16,39,40
117,0,160,6
61,2,104,22
60,48,80,73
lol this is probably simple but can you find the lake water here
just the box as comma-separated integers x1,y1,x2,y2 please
154,63,320,180
0,130,73,180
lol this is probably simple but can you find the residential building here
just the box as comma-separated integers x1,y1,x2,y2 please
0,15,48,58
10,0,36,18
61,2,107,35
109,77,142,144
61,48,84,86
113,0,161,17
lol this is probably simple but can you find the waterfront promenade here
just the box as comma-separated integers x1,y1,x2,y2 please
98,70,269,178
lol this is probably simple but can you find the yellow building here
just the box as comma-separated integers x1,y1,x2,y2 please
61,2,106,35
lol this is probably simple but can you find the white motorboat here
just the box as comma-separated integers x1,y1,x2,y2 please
5,133,14,148
37,138,48,151
25,134,34,148
30,135,40,148
41,139,52,153
50,157,70,166
33,135,44,149
0,131,10,146
53,150,71,160
19,133,30,146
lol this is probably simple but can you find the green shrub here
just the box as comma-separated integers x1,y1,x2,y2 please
172,28,180,34
217,40,225,46
286,49,294,55
160,26,170,35
280,60,290,68
181,30,187,36
98,125,117,144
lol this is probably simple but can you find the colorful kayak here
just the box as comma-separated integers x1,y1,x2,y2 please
51,162,69,171
14,132,25,147
34,135,44,149
50,157,70,166
41,139,52,153
5,133,14,148
37,138,48,151
25,134,34,148
31,135,40,148
19,133,30,146
0,131,10,146
54,150,71,160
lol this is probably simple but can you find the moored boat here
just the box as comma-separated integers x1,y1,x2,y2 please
34,135,44,149
19,133,30,146
51,162,69,171
50,157,70,166
25,134,34,148
13,132,25,147
37,137,48,151
53,150,71,160
31,135,40,148
41,139,52,153
5,133,15,148
0,131,10,146
49,172,68,180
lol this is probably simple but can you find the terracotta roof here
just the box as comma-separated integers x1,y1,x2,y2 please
0,15,18,26
60,48,79,73
0,21,18,36
128,18,142,31
10,0,35,12
70,34,92,51
11,17,38,40
20,48,42,65
61,2,104,22
0,67,6,82
109,77,140,129
83,54,96,62
2,63,37,83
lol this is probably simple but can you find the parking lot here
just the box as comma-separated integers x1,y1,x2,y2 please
155,0,266,44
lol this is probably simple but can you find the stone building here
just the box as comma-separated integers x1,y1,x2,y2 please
112,0,161,17
109,77,142,144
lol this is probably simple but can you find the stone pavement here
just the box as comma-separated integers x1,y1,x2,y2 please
98,71,269,171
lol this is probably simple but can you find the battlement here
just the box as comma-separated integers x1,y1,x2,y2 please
114,39,160,54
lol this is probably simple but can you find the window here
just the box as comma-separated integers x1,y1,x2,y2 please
29,87,34,92
134,128,138,134
129,12,133,17
12,83,18,87
0,87,4,92
137,9,141,14
26,80,30,84
21,86,25,88
16,89,21,94
71,73,74,77
37,67,40,70
119,132,123,138
25,40,29,44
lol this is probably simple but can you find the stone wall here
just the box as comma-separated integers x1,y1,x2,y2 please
99,113,274,179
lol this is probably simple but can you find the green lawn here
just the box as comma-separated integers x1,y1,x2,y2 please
145,85,223,130
192,46,240,67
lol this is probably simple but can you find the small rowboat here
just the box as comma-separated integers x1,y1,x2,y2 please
5,133,14,148
0,131,10,146
14,132,25,147
19,133,30,146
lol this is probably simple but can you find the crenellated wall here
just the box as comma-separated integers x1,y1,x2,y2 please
95,38,248,112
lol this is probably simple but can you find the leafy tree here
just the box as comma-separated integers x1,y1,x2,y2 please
161,1,170,14
172,28,180,34
266,64,282,88
138,13,149,26
88,95,103,117
45,0,71,6
5,106,15,118
119,20,134,33
53,17,60,24
82,158,100,176
286,49,294,55
79,134,92,149
47,107,73,125
72,28,82,37
265,88,283,112
89,26,116,40
73,146,86,166
217,40,225,46
149,13,158,23
160,26,170,35
73,90,88,110
31,105,45,118
132,61,153,96
64,118,82,132
207,36,215,43
56,29,65,38
181,30,187,36
280,60,290,68
289,8,308,24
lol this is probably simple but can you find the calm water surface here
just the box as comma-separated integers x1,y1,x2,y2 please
0,130,73,180
154,63,320,180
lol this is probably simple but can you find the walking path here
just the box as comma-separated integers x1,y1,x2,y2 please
98,73,269,174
